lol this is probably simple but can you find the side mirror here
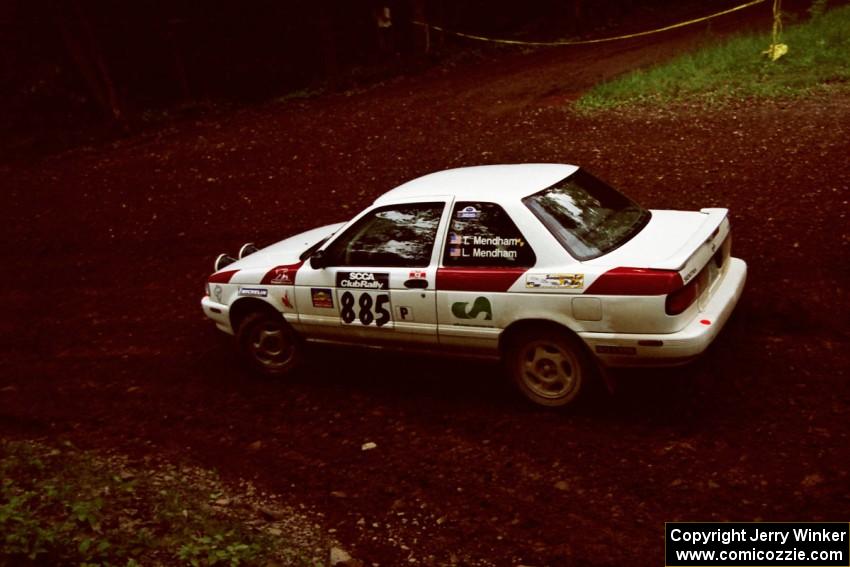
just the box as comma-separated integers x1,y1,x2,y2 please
309,250,328,269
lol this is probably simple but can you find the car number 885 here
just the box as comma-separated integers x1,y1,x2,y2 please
340,291,391,327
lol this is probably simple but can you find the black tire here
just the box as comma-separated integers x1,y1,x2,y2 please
504,327,592,408
236,311,303,377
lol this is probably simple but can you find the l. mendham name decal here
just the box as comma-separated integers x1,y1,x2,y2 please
336,271,389,290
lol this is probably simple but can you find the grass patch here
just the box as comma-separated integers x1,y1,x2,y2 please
0,440,326,566
577,4,850,110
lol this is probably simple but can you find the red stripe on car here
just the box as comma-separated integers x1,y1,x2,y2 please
585,267,682,295
260,262,304,285
436,267,527,292
208,269,238,284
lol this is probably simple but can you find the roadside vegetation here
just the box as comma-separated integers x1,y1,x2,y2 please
0,440,327,566
577,4,850,110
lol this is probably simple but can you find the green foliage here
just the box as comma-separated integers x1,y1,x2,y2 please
808,0,828,19
178,533,261,566
576,4,850,110
0,440,295,566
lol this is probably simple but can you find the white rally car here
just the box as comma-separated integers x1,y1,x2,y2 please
202,164,747,407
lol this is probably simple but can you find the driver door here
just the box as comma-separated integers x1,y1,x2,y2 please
295,201,449,346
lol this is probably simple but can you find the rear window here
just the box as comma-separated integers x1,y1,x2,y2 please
522,169,650,261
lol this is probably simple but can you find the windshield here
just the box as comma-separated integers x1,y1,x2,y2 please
522,169,650,261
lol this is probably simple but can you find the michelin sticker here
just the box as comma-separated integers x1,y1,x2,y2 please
239,287,268,297
336,271,389,290
525,273,584,289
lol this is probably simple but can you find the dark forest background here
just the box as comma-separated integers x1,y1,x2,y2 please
0,0,807,146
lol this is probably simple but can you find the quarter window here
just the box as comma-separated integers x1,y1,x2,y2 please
325,203,443,267
443,202,535,267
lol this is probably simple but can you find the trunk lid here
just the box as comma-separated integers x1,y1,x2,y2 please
588,208,730,286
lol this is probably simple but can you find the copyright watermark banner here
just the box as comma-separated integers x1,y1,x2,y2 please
665,522,849,566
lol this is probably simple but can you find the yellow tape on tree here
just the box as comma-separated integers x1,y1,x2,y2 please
763,0,789,60
412,0,768,47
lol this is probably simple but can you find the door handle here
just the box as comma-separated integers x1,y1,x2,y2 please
404,278,428,289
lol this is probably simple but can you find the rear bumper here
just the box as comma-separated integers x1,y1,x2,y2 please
201,296,234,335
579,257,747,367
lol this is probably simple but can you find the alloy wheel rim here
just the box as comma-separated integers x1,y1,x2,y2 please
520,341,580,400
250,323,295,368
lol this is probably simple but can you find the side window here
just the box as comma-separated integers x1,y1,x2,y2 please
326,202,443,267
443,202,536,267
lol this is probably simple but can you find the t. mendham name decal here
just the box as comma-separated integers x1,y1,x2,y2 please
336,271,389,290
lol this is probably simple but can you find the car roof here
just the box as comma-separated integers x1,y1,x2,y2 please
372,163,578,205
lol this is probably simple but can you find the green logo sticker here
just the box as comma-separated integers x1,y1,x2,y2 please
451,297,493,320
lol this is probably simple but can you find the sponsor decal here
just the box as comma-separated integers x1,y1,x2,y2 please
683,267,697,283
456,206,480,219
408,270,427,280
525,273,584,289
270,267,292,284
261,262,303,285
451,297,493,321
239,287,268,297
336,271,389,290
395,306,413,321
281,291,293,309
213,285,223,302
311,288,334,309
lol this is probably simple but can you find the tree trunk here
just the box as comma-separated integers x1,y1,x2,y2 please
53,0,123,124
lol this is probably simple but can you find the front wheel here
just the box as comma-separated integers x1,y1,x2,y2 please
237,311,303,377
505,328,591,407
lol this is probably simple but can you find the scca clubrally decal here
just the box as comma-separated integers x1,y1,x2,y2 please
336,271,389,290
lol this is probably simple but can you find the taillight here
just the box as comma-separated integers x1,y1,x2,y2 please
587,266,703,316
586,267,683,295
665,278,699,315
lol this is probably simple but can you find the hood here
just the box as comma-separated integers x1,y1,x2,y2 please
213,222,345,273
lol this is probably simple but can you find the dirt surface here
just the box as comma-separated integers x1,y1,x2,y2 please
2,10,849,566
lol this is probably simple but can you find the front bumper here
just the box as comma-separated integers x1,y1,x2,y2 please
579,257,747,367
201,296,234,335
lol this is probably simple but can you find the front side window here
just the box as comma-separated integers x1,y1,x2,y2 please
325,203,443,267
443,202,535,267
522,169,650,261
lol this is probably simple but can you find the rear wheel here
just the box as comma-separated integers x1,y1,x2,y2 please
505,328,591,407
237,311,302,376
